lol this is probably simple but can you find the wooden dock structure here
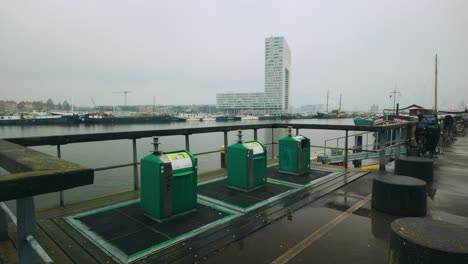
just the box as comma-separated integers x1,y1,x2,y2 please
1,122,427,263
2,163,369,264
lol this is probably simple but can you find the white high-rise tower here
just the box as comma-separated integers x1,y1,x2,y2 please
264,36,291,113
216,36,291,114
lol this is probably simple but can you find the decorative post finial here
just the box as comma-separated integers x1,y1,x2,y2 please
151,137,162,154
288,126,293,137
237,130,243,143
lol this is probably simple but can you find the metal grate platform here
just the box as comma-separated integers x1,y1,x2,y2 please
197,178,297,212
267,166,334,186
66,200,238,263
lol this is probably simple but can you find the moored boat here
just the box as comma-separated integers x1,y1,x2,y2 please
215,115,241,121
202,116,216,121
0,114,80,126
241,115,259,120
353,116,374,126
81,113,174,124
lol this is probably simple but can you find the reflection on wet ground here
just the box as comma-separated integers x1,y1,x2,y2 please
202,134,468,264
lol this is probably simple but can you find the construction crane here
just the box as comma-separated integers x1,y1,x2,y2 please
90,97,97,108
113,91,132,105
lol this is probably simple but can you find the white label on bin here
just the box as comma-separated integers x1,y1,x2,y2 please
165,152,193,170
294,135,305,141
244,142,264,155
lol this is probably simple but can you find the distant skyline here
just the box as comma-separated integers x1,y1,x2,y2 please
1,1,468,111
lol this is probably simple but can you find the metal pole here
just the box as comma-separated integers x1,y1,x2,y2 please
353,135,362,168
296,128,299,135
0,206,7,241
185,134,190,152
16,197,37,264
395,128,401,159
406,125,413,154
25,235,54,264
390,129,393,146
375,132,378,150
132,139,139,190
344,130,349,169
224,131,228,169
254,129,258,141
57,145,64,207
379,130,386,171
336,138,339,155
435,54,438,113
271,128,275,158
366,133,369,151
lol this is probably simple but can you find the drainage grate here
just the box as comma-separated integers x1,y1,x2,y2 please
68,200,237,262
267,166,334,185
198,178,295,210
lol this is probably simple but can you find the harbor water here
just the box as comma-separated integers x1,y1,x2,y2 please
0,119,361,210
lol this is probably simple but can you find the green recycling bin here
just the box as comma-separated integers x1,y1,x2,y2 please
279,134,310,175
227,141,267,191
140,150,197,222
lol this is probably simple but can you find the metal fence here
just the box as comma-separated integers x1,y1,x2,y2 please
4,122,415,207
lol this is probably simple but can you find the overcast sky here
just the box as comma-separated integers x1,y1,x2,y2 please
1,0,467,110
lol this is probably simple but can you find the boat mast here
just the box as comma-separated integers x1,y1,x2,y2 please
71,96,74,115
389,88,401,115
434,54,438,113
339,94,342,111
326,89,329,112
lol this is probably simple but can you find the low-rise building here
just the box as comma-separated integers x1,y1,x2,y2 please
0,100,17,114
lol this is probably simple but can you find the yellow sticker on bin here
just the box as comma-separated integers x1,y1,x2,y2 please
244,142,264,155
165,152,193,170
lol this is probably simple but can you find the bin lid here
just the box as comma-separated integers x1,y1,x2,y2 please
163,151,193,170
243,141,264,155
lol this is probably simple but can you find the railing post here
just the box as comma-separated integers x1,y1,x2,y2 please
271,128,275,158
185,134,190,152
390,128,393,146
379,130,386,171
132,139,139,190
57,145,64,207
0,206,7,241
366,133,369,151
344,130,349,169
16,196,37,264
224,131,228,169
336,138,339,155
353,134,363,168
405,126,411,154
395,128,401,159
253,129,258,141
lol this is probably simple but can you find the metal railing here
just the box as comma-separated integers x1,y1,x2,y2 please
321,127,407,156
323,131,374,156
0,139,93,264
0,202,53,264
0,122,416,263
4,122,416,207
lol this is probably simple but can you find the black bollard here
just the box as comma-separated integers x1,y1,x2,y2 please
389,217,468,264
395,156,434,183
372,174,427,216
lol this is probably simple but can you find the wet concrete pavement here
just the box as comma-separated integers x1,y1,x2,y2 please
201,133,468,264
